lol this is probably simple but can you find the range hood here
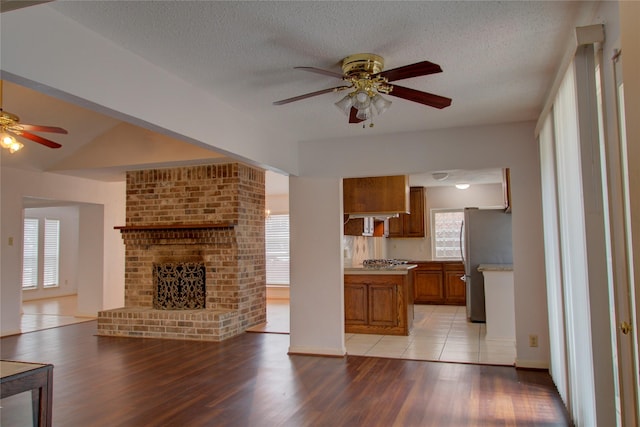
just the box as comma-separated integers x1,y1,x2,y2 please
347,213,400,220
343,175,409,217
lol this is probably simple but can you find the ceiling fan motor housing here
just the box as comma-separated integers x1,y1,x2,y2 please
342,53,384,78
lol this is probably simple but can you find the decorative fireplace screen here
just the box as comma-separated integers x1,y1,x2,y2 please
153,262,206,310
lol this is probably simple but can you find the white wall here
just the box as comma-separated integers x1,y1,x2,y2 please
266,194,289,215
0,167,125,336
295,122,549,367
388,183,504,261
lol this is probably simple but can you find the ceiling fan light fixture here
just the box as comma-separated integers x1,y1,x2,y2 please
8,140,24,153
1,132,23,153
0,132,15,149
353,90,371,110
356,106,372,121
334,94,353,116
372,94,392,115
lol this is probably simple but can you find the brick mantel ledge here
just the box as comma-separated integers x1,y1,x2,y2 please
114,223,236,231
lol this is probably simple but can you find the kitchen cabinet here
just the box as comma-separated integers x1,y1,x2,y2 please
413,261,465,305
388,187,425,238
414,262,444,303
343,175,409,215
444,263,466,305
344,272,414,336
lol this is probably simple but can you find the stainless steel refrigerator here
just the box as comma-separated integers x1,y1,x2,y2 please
460,207,512,322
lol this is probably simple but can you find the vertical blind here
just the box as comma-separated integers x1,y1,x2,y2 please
22,218,39,288
265,214,290,285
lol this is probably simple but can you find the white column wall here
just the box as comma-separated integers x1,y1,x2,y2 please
289,176,346,356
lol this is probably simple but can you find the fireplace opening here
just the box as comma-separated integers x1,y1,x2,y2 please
153,262,206,310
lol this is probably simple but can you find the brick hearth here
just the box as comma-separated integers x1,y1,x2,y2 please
97,163,266,342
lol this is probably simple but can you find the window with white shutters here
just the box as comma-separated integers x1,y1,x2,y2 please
265,214,290,285
22,217,61,289
43,218,60,288
22,218,39,288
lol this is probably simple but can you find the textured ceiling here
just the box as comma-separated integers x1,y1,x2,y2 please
1,1,597,186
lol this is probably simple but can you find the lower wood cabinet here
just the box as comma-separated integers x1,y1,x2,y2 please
413,262,465,305
414,263,444,303
444,263,466,305
344,273,413,336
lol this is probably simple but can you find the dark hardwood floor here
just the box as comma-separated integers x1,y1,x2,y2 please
1,321,572,426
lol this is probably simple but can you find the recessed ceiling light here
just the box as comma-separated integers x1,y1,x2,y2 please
432,172,449,181
455,183,470,190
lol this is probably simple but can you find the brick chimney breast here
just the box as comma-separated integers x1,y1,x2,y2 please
98,163,266,342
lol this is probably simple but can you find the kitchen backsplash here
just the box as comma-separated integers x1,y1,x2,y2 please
343,236,386,267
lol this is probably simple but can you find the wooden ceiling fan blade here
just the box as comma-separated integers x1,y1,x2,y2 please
294,66,345,79
348,107,364,124
15,130,62,148
388,85,452,109
19,124,68,134
273,86,350,105
376,61,443,82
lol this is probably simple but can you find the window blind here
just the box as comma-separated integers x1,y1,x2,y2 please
265,214,290,285
43,218,60,288
22,218,39,288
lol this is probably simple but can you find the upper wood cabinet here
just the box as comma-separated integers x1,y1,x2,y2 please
388,187,426,238
343,175,409,215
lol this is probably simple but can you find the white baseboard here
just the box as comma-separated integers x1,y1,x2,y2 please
288,345,346,357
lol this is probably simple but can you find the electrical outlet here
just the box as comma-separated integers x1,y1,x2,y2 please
529,334,539,347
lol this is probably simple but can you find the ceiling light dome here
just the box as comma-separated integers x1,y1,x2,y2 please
372,94,391,115
353,90,371,110
432,172,449,181
334,94,353,116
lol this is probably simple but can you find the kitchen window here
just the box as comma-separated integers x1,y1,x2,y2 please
22,217,60,289
265,214,290,285
431,209,464,260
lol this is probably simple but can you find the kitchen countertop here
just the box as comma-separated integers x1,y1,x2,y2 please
477,264,513,272
344,264,417,275
402,260,464,264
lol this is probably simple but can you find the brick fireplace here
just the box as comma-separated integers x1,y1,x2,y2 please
97,163,266,341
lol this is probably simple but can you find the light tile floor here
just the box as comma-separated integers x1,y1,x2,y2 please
346,304,516,366
254,300,516,366
21,295,95,333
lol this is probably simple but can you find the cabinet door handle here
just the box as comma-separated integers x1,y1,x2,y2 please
620,321,632,335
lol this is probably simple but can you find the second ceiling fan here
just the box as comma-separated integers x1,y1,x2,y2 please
0,80,67,153
273,53,452,125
